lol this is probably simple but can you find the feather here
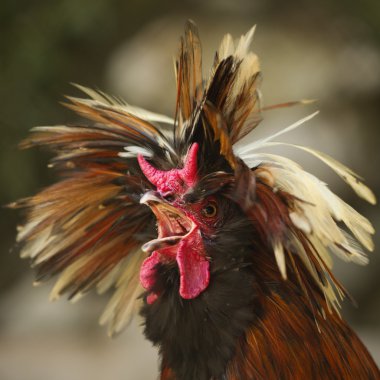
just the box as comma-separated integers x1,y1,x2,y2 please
247,152,373,308
235,25,256,59
235,111,319,155
99,250,145,336
119,145,154,158
14,98,156,332
273,240,287,279
260,98,317,112
209,28,262,144
217,33,234,60
174,19,203,143
265,142,375,205
289,211,312,234
236,107,374,310
72,83,175,125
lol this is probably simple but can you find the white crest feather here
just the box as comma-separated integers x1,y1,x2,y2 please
262,142,376,205
73,83,174,125
119,146,153,158
273,241,287,280
238,112,375,310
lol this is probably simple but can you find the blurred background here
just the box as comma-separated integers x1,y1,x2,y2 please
1,1,380,379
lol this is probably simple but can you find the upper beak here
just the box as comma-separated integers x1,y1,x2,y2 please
140,190,164,206
140,190,185,221
139,190,195,254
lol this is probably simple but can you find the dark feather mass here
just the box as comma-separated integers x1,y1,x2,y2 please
12,20,379,379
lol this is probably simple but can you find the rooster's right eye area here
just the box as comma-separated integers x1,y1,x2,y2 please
201,201,218,218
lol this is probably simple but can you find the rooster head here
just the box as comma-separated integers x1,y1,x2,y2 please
138,143,213,302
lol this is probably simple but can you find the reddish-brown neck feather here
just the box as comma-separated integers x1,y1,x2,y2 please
226,289,379,379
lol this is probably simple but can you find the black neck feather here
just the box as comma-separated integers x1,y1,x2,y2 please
141,210,261,380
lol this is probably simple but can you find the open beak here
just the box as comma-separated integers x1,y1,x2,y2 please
139,190,210,302
140,191,195,254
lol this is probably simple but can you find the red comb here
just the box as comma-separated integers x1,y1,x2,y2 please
138,143,198,192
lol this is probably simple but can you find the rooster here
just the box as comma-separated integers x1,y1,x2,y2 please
12,21,380,380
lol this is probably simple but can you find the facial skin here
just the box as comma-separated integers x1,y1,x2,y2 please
138,143,231,303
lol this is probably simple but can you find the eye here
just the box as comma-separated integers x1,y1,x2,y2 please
201,201,218,218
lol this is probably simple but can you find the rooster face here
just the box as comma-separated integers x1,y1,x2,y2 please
138,142,234,303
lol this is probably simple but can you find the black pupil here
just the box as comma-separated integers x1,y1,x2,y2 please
204,204,215,216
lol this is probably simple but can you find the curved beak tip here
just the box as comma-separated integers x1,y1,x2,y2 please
140,191,162,205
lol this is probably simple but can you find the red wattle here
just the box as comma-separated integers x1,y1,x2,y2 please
176,228,209,299
139,226,209,302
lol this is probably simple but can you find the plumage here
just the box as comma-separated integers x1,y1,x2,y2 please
12,20,379,379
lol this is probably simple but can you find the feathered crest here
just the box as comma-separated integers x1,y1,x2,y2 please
12,21,375,335
174,20,261,170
